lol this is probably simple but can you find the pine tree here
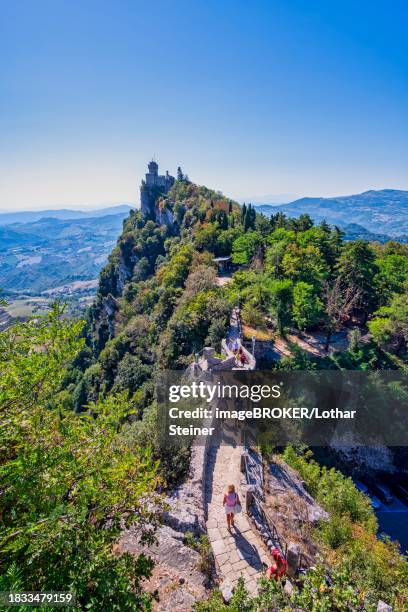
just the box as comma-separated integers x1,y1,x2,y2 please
218,209,228,230
241,203,247,224
243,204,256,232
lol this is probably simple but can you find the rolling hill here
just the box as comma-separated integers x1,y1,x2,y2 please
0,204,134,226
0,211,130,294
254,189,408,238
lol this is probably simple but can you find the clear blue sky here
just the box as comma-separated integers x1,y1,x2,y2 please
1,0,407,210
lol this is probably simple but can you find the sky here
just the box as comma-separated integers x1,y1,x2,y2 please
1,0,407,211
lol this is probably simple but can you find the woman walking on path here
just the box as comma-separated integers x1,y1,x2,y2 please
223,484,241,531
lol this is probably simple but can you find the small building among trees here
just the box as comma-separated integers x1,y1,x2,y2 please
213,255,232,273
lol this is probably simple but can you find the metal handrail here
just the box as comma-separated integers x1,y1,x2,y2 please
242,451,317,575
242,450,288,559
258,500,288,559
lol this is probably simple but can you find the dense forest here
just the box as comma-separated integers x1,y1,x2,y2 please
1,177,407,609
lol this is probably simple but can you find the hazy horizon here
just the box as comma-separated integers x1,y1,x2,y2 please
2,185,408,215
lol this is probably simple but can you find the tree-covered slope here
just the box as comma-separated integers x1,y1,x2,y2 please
68,178,408,408
63,178,408,459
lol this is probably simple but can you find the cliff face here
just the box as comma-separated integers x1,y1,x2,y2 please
140,160,175,222
86,210,169,352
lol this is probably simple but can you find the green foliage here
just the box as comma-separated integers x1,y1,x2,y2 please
282,243,328,288
158,243,193,289
336,240,379,317
266,278,293,333
320,515,353,549
122,402,191,485
368,292,408,355
183,532,214,577
0,310,164,610
292,563,362,611
292,281,324,331
281,446,407,608
376,254,408,303
159,289,229,367
243,203,256,232
232,231,261,265
282,446,375,527
0,303,84,414
194,223,220,253
113,353,151,395
278,344,318,370
264,228,296,276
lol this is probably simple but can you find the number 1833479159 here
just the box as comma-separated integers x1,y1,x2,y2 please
0,592,75,607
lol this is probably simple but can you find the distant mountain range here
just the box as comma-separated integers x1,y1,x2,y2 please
254,189,408,239
0,211,130,294
2,190,407,298
0,204,134,226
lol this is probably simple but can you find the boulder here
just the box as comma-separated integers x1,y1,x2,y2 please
121,524,206,589
220,579,234,603
377,601,392,612
286,543,301,577
284,579,295,597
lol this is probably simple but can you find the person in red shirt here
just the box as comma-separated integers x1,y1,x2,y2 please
267,548,287,580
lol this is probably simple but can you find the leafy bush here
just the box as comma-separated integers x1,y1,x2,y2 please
0,309,165,610
183,532,214,577
282,446,407,608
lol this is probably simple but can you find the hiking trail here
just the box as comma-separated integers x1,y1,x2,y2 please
204,433,270,595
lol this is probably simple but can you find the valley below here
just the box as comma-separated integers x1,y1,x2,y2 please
0,207,133,324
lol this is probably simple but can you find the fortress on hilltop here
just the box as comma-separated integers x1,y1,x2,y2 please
140,160,175,218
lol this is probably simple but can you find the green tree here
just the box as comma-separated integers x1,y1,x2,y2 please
375,253,408,304
336,241,379,321
264,228,296,277
266,279,293,333
232,232,261,265
290,213,314,232
240,202,247,224
243,203,256,232
292,281,324,332
114,353,151,395
0,307,164,610
271,211,288,229
255,212,272,236
217,209,228,230
194,223,219,253
282,243,328,288
368,292,408,355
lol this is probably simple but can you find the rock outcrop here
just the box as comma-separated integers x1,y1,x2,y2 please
119,405,213,609
140,160,175,226
121,524,208,611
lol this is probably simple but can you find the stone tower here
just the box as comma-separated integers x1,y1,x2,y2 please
140,160,175,218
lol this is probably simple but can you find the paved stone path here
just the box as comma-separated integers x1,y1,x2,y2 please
205,433,270,595
225,308,256,370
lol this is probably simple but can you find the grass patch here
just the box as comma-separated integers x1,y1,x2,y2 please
242,323,274,341
6,299,50,318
